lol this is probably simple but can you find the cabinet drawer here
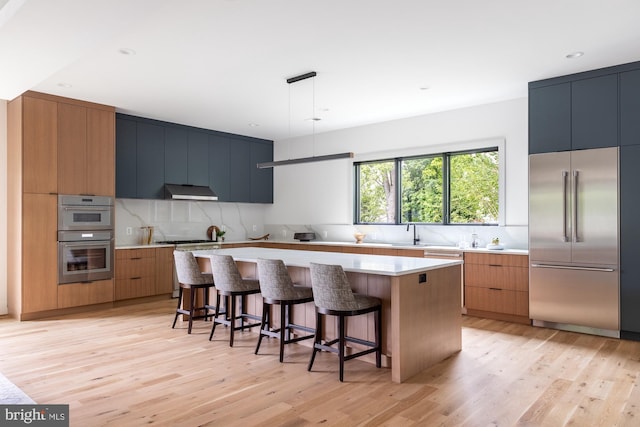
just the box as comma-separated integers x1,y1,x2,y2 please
58,279,114,308
115,256,155,279
116,248,155,260
465,287,528,316
464,252,528,267
115,277,156,300
464,264,528,291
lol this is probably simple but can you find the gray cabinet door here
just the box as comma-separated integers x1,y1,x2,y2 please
251,141,273,203
621,145,640,334
136,122,165,199
164,126,188,185
228,138,251,202
529,83,571,154
209,134,230,201
115,117,137,198
621,69,640,146
571,74,618,150
188,130,209,186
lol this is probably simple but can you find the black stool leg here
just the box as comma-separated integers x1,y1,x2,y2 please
338,314,346,382
229,295,237,347
255,301,269,355
376,306,382,368
172,287,183,329
209,293,223,341
308,310,322,372
279,303,286,363
188,288,196,334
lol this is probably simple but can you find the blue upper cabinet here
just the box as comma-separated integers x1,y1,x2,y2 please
187,130,209,186
136,122,165,199
528,64,630,154
164,126,188,186
571,74,618,150
621,69,640,146
115,117,137,198
251,141,273,203
208,134,230,201
529,83,571,154
115,113,273,203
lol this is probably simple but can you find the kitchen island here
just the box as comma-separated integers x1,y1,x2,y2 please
193,247,463,383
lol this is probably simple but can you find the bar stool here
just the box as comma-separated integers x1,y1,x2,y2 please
208,254,262,346
307,262,382,382
255,258,315,362
172,250,216,334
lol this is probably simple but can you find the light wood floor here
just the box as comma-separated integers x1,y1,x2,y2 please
1,299,640,426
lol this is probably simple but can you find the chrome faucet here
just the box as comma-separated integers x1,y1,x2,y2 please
406,223,420,245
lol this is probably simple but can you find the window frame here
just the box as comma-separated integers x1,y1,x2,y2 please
354,145,502,226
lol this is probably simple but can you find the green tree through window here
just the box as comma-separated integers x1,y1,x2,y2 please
355,147,499,225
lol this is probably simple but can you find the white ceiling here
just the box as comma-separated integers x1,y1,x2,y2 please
2,0,640,141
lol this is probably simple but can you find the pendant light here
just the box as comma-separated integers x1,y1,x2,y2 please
256,71,354,168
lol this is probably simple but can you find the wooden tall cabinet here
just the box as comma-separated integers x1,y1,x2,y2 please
7,91,116,320
58,101,115,196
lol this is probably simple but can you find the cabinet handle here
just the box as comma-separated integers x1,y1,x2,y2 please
489,287,502,291
131,257,142,260
131,276,142,280
424,252,462,257
488,264,502,267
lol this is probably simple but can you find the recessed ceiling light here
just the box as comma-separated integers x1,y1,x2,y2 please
57,82,72,88
118,48,136,56
566,51,584,59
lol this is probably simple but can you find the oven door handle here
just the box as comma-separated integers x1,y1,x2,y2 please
60,240,113,247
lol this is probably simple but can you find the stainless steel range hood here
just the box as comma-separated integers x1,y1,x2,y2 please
164,184,218,201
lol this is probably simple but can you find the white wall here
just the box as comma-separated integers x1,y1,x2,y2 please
264,97,529,247
0,100,8,315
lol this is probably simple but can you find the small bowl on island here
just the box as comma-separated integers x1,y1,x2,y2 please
354,232,366,244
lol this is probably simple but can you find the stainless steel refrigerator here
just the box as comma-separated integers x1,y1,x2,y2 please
529,146,619,338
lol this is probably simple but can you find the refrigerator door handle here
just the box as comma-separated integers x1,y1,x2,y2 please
573,170,579,242
531,263,615,272
562,170,569,242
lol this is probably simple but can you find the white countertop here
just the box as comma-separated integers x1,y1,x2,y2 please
226,239,529,255
191,247,462,277
115,239,528,256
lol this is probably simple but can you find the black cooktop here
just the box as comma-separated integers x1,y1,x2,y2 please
156,239,213,245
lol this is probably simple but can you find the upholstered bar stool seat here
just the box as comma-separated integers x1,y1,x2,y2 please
255,258,315,362
308,262,382,382
172,250,217,334
208,254,262,347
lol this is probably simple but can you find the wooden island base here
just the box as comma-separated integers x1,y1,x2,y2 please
196,248,462,383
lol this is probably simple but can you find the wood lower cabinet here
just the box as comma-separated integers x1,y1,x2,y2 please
155,247,175,295
115,247,174,300
115,248,156,300
464,252,530,324
58,280,114,309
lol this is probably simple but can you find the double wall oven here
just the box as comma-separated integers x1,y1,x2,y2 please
57,195,114,284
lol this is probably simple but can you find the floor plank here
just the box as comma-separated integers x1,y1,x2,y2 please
1,299,640,426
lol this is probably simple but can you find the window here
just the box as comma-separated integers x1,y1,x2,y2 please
355,147,499,225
